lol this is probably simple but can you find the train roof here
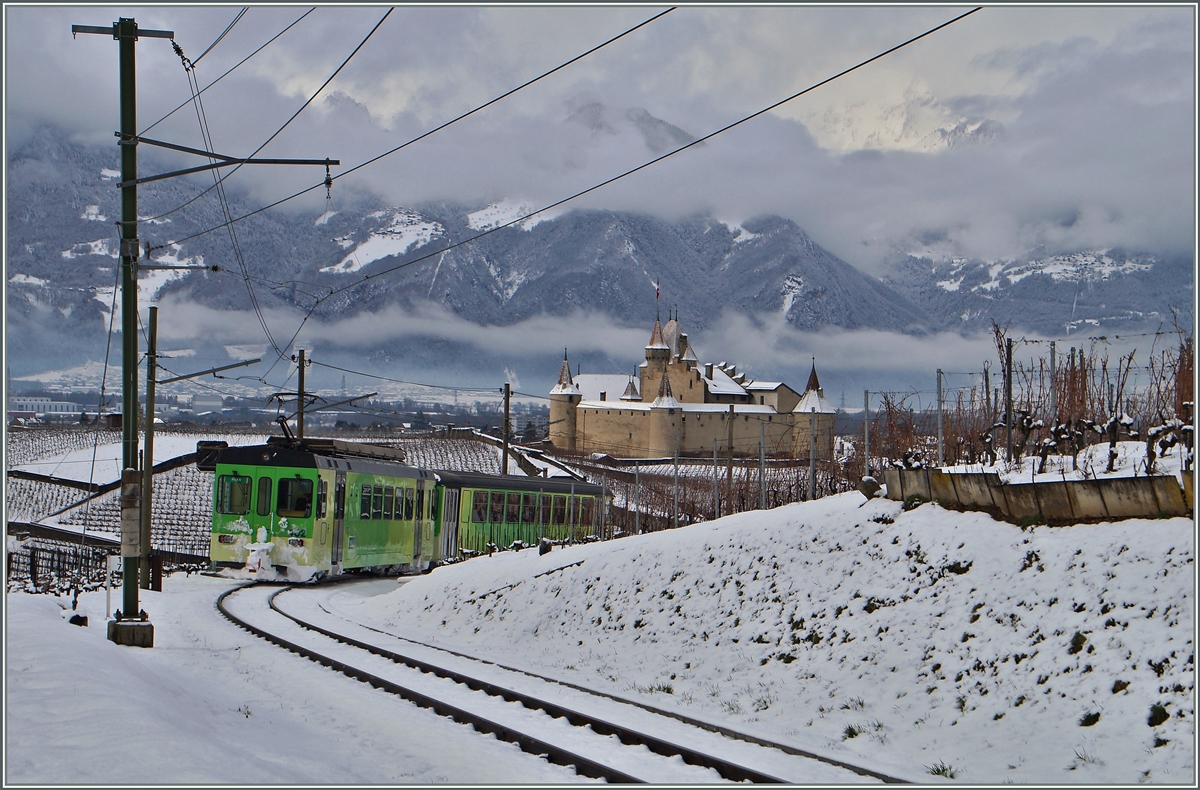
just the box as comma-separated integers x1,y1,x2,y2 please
434,470,605,496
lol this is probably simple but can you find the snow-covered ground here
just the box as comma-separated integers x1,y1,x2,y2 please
942,440,1188,485
4,577,584,784
7,490,1192,783
343,493,1195,784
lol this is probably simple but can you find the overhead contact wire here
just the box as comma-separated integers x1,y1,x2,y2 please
160,6,676,247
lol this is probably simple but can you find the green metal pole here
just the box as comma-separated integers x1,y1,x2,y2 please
119,17,140,617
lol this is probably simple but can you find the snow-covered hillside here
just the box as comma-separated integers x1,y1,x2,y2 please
344,493,1195,784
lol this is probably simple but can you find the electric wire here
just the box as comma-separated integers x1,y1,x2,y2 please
190,6,985,366
308,359,502,394
146,8,392,224
140,8,315,138
191,7,247,67
155,6,676,248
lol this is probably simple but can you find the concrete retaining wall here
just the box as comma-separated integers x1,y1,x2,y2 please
883,467,1192,523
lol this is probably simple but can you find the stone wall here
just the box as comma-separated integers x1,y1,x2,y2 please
883,467,1192,523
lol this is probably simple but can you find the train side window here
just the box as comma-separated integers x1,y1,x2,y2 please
567,496,578,526
256,477,272,517
521,493,537,525
361,485,372,520
489,491,504,524
277,477,313,518
552,495,566,525
416,487,425,521
335,480,345,520
540,494,551,526
506,492,520,524
428,487,439,521
383,486,395,520
404,487,415,521
472,491,488,522
373,487,384,520
217,475,251,514
317,479,327,519
580,497,594,527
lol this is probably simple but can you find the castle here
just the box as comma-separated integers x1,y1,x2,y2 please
549,312,835,459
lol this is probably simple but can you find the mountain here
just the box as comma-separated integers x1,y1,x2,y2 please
883,249,1194,338
6,127,1190,390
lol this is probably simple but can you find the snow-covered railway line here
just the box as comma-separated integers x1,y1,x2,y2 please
222,581,901,784
219,583,784,784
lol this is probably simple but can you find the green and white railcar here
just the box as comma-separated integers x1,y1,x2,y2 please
202,438,608,581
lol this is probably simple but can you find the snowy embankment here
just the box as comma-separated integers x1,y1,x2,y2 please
346,492,1195,783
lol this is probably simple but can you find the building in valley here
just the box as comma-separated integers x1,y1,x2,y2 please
549,312,835,459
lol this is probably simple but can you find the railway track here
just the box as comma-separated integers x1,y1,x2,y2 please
218,580,906,784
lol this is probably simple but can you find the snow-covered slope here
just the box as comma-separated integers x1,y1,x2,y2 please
347,493,1195,784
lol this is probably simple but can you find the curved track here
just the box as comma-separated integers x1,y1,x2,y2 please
218,581,907,784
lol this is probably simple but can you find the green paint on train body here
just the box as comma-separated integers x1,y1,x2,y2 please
207,442,609,579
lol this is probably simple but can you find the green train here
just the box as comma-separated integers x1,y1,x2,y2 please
199,437,608,582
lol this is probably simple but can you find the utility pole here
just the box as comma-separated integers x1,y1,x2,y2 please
502,382,511,475
634,460,640,535
296,348,307,440
712,439,719,519
759,421,765,510
1049,341,1057,424
673,451,679,529
73,17,171,648
936,369,944,467
864,390,870,478
809,407,816,501
726,404,734,500
140,306,157,590
1006,338,1014,463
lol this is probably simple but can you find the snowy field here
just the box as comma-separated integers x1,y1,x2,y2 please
343,493,1195,784
7,491,1191,784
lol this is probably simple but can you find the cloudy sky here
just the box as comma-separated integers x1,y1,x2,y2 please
5,4,1195,395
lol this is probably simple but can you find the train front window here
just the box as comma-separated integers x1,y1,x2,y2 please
277,477,314,518
256,477,272,517
217,475,251,514
472,491,488,522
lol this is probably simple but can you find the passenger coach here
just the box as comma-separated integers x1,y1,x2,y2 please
199,437,607,581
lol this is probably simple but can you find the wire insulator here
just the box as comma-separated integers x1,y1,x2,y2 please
171,40,194,71
324,162,333,200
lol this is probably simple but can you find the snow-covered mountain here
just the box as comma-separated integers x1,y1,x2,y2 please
6,127,1190,385
883,248,1193,338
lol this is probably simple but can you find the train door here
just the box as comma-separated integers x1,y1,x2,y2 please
249,468,277,542
441,487,460,560
332,471,346,570
412,482,423,561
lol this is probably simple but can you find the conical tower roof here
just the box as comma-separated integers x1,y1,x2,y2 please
805,360,821,395
550,349,580,395
620,375,641,401
651,371,680,408
646,318,669,350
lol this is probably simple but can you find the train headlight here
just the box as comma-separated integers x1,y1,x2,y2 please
287,538,305,547
217,534,236,544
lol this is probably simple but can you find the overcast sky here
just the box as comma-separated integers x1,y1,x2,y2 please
7,4,1195,274
5,4,1195,395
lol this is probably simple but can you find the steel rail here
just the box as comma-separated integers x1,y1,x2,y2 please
305,586,909,784
268,586,793,783
216,584,642,783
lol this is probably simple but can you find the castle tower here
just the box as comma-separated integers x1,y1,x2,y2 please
549,349,581,451
792,359,836,459
641,317,670,406
649,371,682,458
